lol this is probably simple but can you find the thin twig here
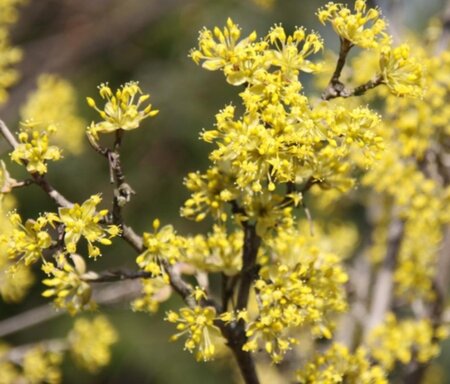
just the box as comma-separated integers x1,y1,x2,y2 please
83,269,153,283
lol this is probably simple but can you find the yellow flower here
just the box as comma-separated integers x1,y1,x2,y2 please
58,194,119,258
21,74,86,154
42,253,95,315
1,212,52,266
317,0,388,48
297,343,387,383
166,304,222,362
10,123,62,175
190,18,265,85
379,44,424,98
22,346,62,384
86,81,158,139
266,25,323,80
136,219,183,273
69,316,118,372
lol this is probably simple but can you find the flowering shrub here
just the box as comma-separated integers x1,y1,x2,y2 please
0,1,449,383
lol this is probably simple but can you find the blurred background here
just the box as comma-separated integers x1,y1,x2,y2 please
0,0,448,382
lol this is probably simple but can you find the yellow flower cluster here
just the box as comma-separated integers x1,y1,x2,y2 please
317,0,388,48
266,24,323,80
188,17,387,236
68,316,118,372
21,74,86,155
22,346,62,384
166,290,222,362
297,343,387,383
243,253,347,363
379,44,424,98
0,211,54,267
42,253,95,315
131,277,171,313
0,196,34,303
10,121,62,175
383,48,450,159
136,219,183,274
58,194,120,258
181,166,237,222
181,225,243,276
0,0,24,103
368,314,448,371
86,81,158,139
362,38,450,300
0,262,33,303
0,343,63,384
317,0,424,98
190,18,263,86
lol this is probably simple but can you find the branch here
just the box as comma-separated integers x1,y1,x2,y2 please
364,215,405,338
0,280,141,338
323,75,384,101
0,119,19,148
322,38,353,100
236,224,261,311
0,338,68,364
83,269,153,283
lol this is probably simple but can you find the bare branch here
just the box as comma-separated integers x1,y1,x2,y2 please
0,338,68,364
0,120,19,148
364,215,405,338
0,280,141,338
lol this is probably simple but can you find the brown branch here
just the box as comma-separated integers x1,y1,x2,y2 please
322,38,353,100
323,75,384,101
219,321,260,384
236,224,261,311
